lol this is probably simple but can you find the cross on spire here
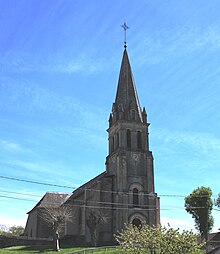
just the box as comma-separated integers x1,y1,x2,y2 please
121,22,129,48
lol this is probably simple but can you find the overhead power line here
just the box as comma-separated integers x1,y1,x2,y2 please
0,194,37,202
0,192,218,212
0,193,215,211
0,189,42,197
0,175,218,198
0,175,75,189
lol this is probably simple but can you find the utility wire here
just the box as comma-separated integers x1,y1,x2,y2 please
0,195,193,211
0,193,218,211
0,195,37,202
0,175,75,189
0,189,42,197
0,174,218,198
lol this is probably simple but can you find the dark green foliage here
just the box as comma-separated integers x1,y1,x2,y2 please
215,193,220,209
0,224,9,235
8,225,24,236
185,186,214,240
0,225,24,236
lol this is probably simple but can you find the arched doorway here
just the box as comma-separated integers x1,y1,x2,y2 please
130,213,146,228
132,218,142,228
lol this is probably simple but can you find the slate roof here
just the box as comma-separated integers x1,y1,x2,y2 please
27,192,71,214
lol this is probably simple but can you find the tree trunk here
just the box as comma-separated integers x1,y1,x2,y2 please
53,230,60,252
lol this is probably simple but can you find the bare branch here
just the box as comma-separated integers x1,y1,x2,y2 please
38,205,73,251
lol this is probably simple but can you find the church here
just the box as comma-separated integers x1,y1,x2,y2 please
24,41,160,246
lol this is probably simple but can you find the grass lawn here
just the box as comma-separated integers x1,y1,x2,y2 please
0,246,120,254
0,246,204,254
92,249,120,254
0,245,82,254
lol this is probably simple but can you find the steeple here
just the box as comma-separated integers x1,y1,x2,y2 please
110,48,144,125
106,37,160,229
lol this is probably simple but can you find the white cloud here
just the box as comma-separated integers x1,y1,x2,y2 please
55,62,83,73
161,216,195,231
0,50,106,74
0,51,32,72
0,82,107,133
161,210,220,234
0,140,23,152
155,129,220,156
134,26,220,66
51,56,106,74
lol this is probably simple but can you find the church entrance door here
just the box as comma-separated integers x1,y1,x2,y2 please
132,218,142,228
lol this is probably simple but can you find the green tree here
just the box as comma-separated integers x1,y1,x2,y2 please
0,225,24,236
115,224,204,254
185,186,214,241
8,225,24,236
215,193,220,209
0,224,9,235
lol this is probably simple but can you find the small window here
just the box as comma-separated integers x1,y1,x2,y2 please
133,188,139,206
127,129,131,148
137,131,142,149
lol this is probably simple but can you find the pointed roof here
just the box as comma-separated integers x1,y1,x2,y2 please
115,48,143,122
27,192,71,214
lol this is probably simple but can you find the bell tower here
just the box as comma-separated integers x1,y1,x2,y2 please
106,45,160,232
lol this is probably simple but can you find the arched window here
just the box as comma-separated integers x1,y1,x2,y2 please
132,218,142,228
116,133,119,149
127,129,131,148
137,131,142,149
133,188,139,206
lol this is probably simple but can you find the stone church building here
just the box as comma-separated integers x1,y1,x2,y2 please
24,44,160,245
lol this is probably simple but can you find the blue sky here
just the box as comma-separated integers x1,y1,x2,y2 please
0,0,220,232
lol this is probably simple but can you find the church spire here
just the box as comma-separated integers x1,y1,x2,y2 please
111,48,143,124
